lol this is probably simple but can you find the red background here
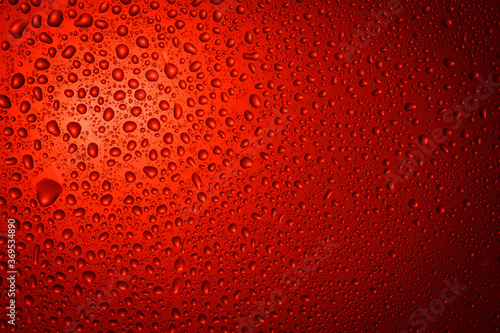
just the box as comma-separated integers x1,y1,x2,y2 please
0,0,499,332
